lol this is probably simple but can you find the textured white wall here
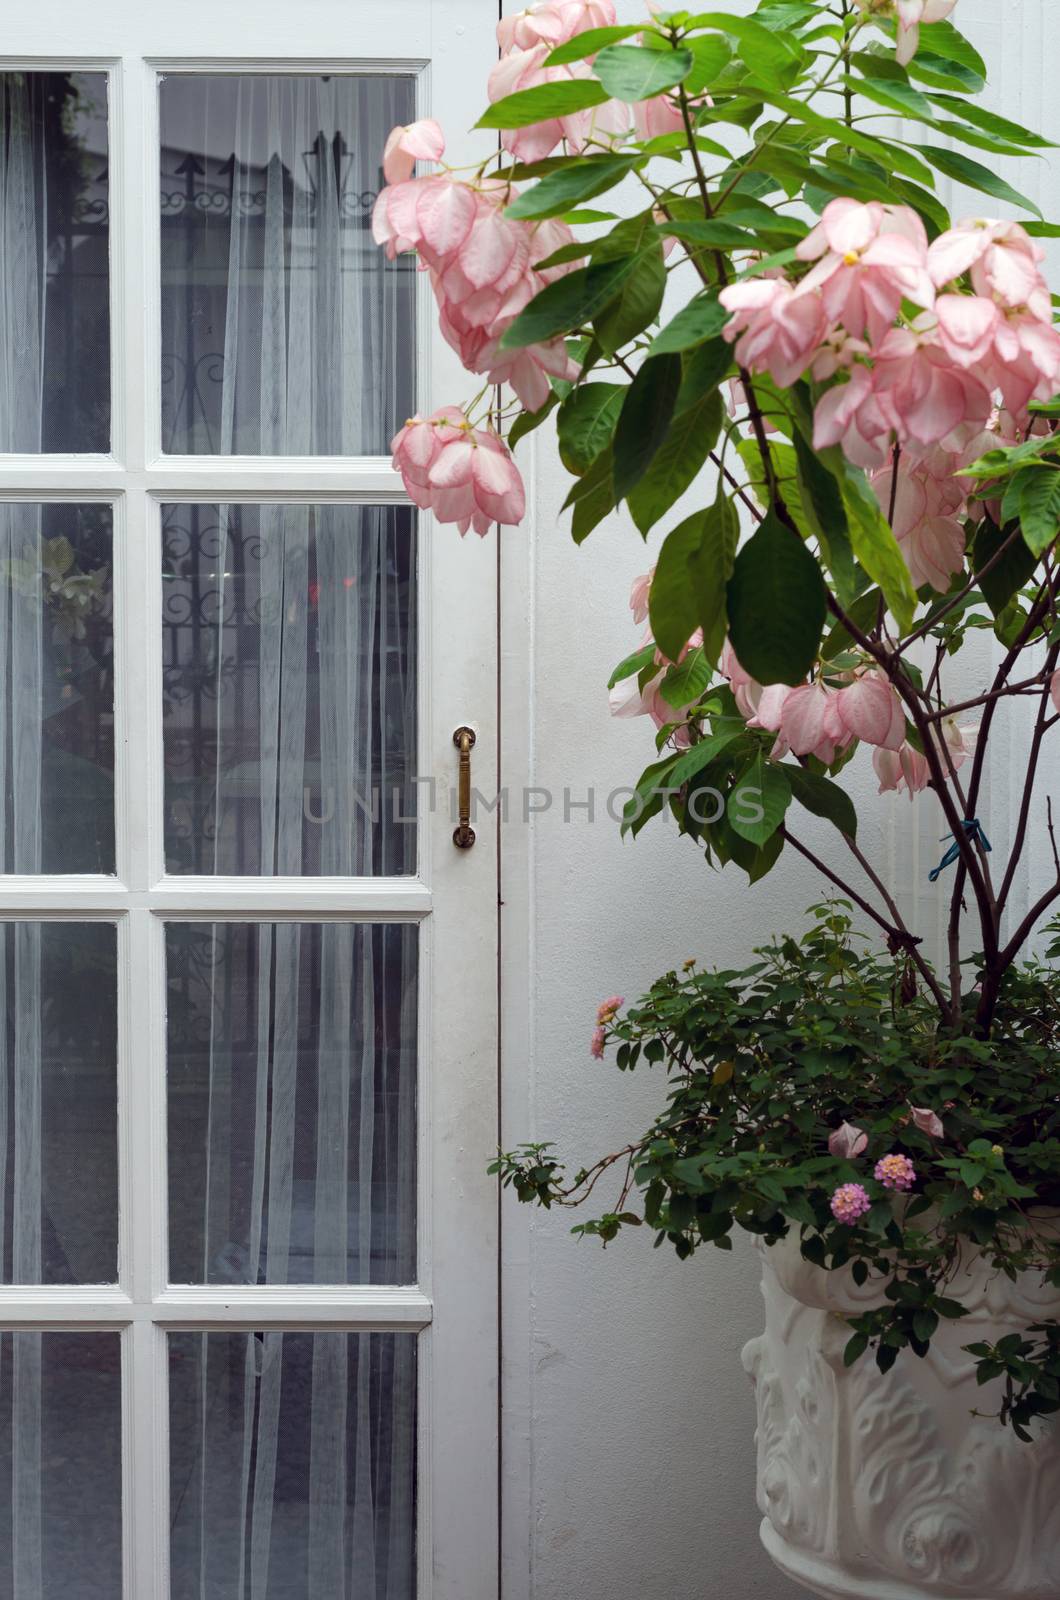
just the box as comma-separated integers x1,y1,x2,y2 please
498,3,1060,1596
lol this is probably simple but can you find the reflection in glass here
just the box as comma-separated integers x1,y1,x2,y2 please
170,1331,415,1599
161,503,415,877
0,504,114,875
0,73,110,452
0,922,117,1285
159,74,415,455
0,1332,122,1598
167,921,417,1286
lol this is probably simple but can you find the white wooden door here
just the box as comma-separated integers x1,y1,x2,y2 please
0,3,499,1594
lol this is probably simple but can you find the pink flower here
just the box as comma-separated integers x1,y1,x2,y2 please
720,640,764,721
629,570,654,625
929,218,1045,307
597,995,624,1023
719,277,826,388
794,199,935,347
835,670,906,751
609,668,694,747
872,321,993,458
498,0,616,53
831,1182,872,1224
633,90,713,142
829,1122,869,1159
382,119,446,185
910,1106,945,1139
873,743,931,797
373,175,581,410
776,682,850,763
486,44,626,162
813,366,898,471
390,410,526,535
875,1152,917,1191
590,1025,606,1059
853,0,958,66
872,453,969,592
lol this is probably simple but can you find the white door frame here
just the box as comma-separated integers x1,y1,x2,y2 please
0,3,500,1594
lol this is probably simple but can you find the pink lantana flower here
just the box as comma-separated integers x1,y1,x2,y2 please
597,996,624,1024
829,1122,869,1159
875,1152,917,1191
831,1183,872,1224
794,198,935,348
589,1025,606,1059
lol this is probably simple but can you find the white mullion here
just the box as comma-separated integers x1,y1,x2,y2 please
124,487,156,888
129,1319,165,1600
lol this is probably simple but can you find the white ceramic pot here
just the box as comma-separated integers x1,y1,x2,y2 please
742,1231,1060,1600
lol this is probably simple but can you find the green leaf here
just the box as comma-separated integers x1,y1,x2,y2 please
726,512,827,686
912,145,1043,219
674,339,733,410
917,20,987,84
650,294,728,355
792,430,857,605
906,50,983,95
688,487,739,666
500,254,643,348
588,211,668,354
654,218,756,250
930,96,1055,150
650,510,712,665
545,24,648,65
658,646,711,709
557,382,624,474
972,515,1038,614
684,13,802,88
607,642,656,690
564,446,617,544
506,156,640,220
1018,468,1060,557
838,463,918,635
593,43,693,102
507,392,559,450
628,389,723,534
614,354,683,501
477,79,610,130
786,766,857,840
668,729,743,789
684,33,733,96
764,92,937,186
843,73,934,123
728,751,791,846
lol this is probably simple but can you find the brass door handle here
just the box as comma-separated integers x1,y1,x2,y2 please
453,726,476,848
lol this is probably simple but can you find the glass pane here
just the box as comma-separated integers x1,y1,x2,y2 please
0,73,110,452
0,1331,122,1598
161,503,415,877
0,923,117,1284
0,504,114,875
167,922,417,1285
170,1330,415,1598
160,73,415,455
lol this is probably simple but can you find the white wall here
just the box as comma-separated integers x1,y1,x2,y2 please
498,3,1060,1596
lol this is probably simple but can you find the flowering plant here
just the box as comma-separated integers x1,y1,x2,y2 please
374,0,1060,1434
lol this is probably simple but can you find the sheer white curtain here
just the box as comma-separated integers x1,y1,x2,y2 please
174,74,418,1598
0,70,45,1600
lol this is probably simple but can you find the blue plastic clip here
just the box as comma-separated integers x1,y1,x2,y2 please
928,819,992,883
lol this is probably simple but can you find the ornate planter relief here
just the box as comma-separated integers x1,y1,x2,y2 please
744,1234,1060,1600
